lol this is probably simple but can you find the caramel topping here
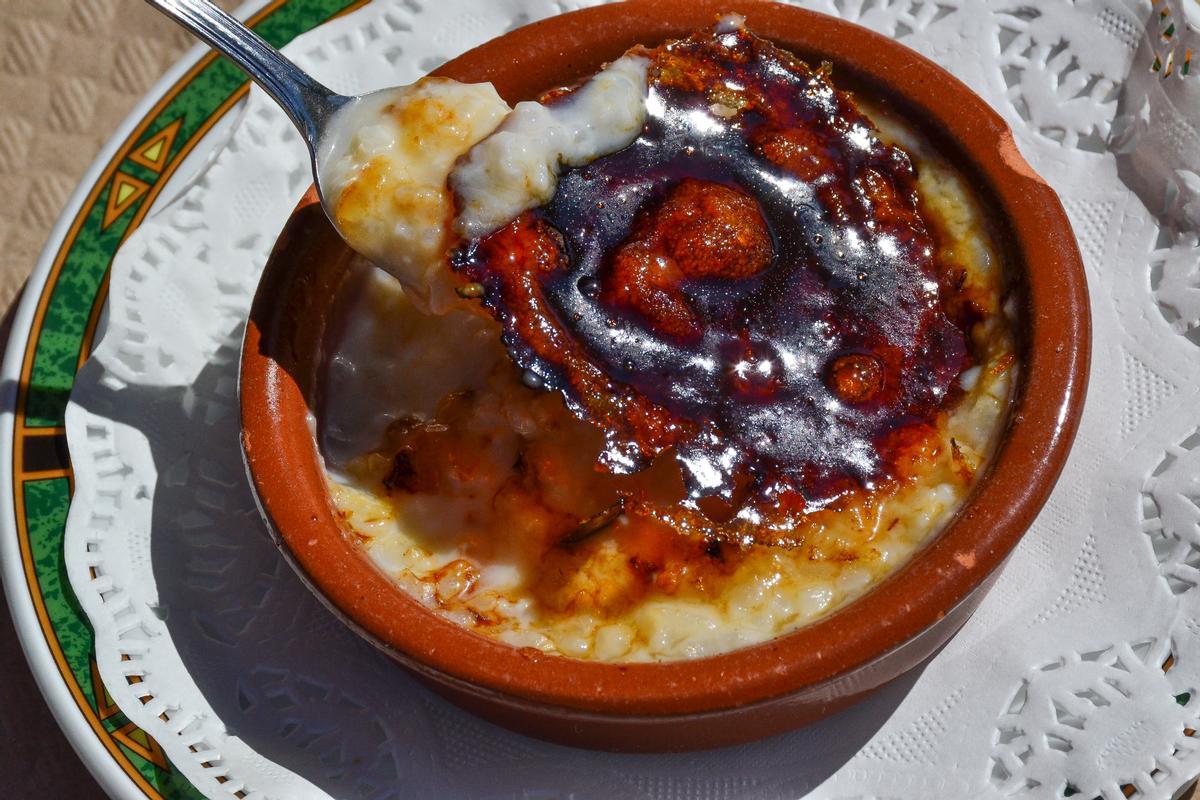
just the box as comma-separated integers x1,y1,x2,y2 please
828,354,885,404
605,179,772,340
451,24,971,544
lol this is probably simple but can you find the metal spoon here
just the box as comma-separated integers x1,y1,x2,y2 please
142,0,371,239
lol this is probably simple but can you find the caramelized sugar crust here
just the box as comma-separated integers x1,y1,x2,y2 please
605,179,774,340
451,26,977,546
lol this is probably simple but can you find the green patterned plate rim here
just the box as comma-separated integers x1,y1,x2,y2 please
0,1,363,797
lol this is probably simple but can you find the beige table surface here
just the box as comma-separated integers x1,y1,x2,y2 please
0,1,1196,798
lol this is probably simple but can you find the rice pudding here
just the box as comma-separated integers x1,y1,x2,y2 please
318,19,1016,663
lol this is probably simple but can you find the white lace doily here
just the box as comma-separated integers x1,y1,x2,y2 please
64,1,1200,798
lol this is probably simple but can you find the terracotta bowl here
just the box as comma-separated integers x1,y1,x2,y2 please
240,0,1090,751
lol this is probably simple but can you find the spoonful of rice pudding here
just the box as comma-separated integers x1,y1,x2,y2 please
144,0,648,311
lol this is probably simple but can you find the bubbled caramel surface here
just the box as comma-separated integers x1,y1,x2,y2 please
605,179,774,340
452,25,974,545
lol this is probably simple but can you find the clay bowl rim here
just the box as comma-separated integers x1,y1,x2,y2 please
240,0,1090,718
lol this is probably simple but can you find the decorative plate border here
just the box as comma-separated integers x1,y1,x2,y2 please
0,1,363,797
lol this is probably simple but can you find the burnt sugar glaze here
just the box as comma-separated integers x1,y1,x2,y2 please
452,24,972,546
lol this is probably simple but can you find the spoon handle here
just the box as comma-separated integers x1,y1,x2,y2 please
143,0,349,146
